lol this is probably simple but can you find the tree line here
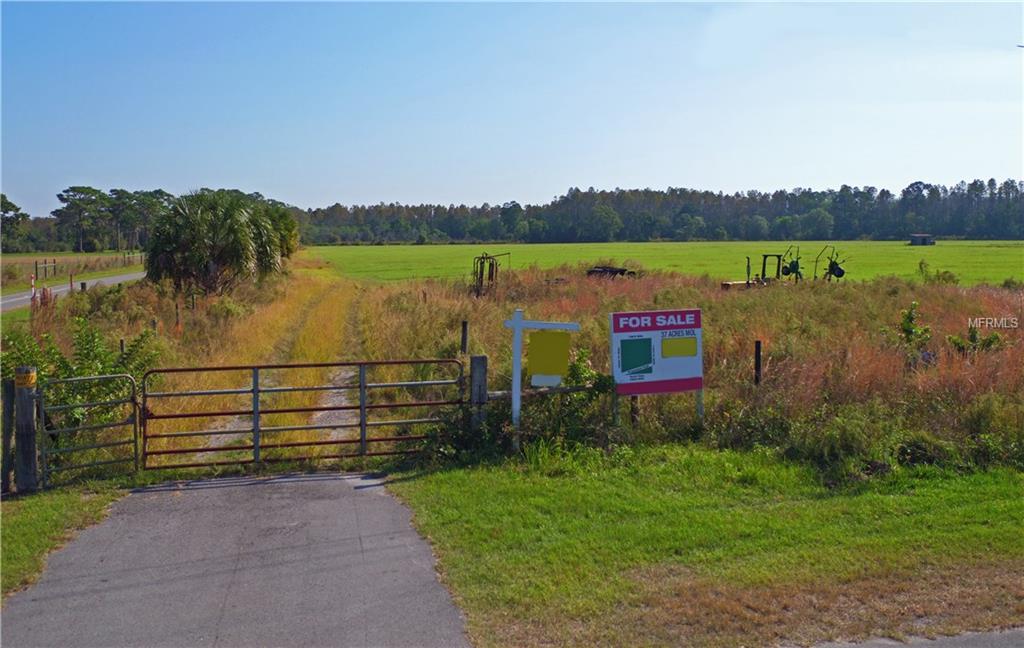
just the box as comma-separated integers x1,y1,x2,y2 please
1,187,298,254
3,178,1021,254
299,178,1022,244
3,188,298,295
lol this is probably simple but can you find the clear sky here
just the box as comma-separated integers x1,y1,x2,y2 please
2,2,1021,217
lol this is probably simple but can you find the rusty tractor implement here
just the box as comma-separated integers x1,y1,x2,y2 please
813,245,847,281
721,246,802,290
586,265,637,278
472,252,510,297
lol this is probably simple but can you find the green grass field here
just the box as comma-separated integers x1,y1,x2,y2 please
392,444,1024,646
304,240,1023,285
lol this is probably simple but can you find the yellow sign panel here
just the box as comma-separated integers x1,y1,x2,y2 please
661,337,697,358
528,330,571,379
15,371,37,388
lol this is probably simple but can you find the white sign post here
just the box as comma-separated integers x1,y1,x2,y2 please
504,308,580,450
609,308,704,418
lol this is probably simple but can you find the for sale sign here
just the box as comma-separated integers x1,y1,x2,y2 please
609,309,703,395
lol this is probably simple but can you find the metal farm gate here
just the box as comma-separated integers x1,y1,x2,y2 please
140,360,464,470
37,374,140,488
28,359,462,484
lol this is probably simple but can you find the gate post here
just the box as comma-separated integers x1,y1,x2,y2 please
252,368,261,463
469,356,488,433
14,367,39,492
2,379,14,493
358,365,368,455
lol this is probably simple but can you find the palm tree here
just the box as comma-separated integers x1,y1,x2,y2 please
146,190,295,293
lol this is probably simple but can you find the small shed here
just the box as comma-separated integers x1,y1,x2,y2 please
909,233,935,246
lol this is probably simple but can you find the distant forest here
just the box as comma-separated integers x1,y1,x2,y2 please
3,178,1021,253
299,179,1022,244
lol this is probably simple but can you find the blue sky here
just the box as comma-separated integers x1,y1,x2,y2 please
2,2,1021,217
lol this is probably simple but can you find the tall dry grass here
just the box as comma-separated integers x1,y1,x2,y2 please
142,275,359,465
351,265,1023,468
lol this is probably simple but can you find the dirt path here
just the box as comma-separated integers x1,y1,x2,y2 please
207,287,365,454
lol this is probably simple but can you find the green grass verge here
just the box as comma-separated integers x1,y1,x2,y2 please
1,307,31,326
1,484,122,595
389,444,1024,642
0,264,144,295
304,240,1024,285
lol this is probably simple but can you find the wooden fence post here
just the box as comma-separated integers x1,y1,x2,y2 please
14,367,38,492
469,355,488,433
460,321,469,355
2,379,14,493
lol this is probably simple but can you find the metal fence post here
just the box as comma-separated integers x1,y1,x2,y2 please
2,379,14,493
469,355,488,433
130,381,140,473
460,321,469,354
37,386,48,489
754,340,763,385
252,368,261,463
358,365,368,455
14,367,39,492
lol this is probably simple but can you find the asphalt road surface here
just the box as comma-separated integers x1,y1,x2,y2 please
2,473,469,648
0,271,147,312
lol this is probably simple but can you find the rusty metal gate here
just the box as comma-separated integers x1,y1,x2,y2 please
140,360,463,470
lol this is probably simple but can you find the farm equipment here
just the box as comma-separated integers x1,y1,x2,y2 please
721,246,802,290
472,252,510,297
813,245,847,281
586,265,637,278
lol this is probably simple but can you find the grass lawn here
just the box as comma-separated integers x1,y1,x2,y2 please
304,240,1024,285
390,444,1024,646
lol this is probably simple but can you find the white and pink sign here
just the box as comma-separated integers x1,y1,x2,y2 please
609,309,703,395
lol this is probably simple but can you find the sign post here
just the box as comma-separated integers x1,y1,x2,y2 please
504,309,579,451
609,309,704,419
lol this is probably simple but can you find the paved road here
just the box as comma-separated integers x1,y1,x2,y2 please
2,473,469,648
0,271,146,312
819,629,1024,647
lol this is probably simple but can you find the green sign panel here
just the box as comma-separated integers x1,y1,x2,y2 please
619,338,653,375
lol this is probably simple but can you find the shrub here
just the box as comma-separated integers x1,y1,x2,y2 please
918,259,959,285
704,402,792,451
895,430,954,467
961,394,1024,469
783,404,904,483
947,326,1003,355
